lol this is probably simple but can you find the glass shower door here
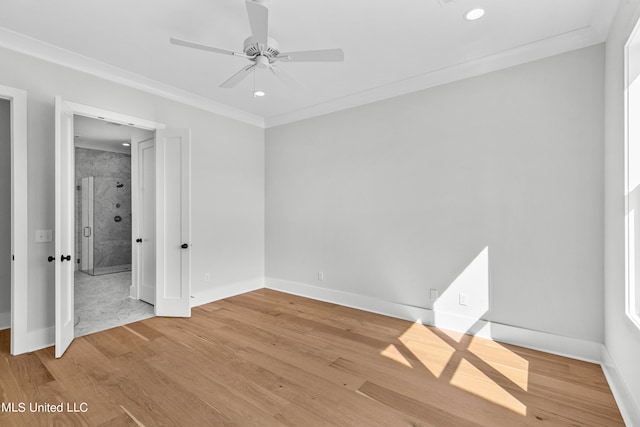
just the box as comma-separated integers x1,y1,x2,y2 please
79,176,132,276
80,176,94,275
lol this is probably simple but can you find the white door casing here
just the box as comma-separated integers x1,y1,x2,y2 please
155,129,191,317
132,137,156,305
54,99,191,357
1,84,28,356
54,96,75,358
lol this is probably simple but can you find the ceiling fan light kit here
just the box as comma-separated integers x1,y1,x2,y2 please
170,0,344,96
464,8,485,21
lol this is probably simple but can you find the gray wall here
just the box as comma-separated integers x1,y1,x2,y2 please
0,46,265,333
604,0,640,420
0,99,10,318
75,148,133,271
266,44,605,343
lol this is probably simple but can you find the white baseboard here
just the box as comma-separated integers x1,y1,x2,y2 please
0,311,10,330
191,278,265,308
601,345,640,427
27,326,54,353
265,277,603,363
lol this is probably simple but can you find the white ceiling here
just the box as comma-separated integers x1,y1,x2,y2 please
0,0,618,127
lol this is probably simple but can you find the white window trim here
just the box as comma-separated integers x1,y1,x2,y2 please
624,16,640,332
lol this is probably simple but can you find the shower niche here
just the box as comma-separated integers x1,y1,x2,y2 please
80,176,132,275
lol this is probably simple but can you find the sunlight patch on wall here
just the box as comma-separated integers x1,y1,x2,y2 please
450,358,527,416
433,247,490,337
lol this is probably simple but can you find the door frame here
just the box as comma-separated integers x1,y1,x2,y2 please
55,99,193,357
62,101,164,321
0,84,28,356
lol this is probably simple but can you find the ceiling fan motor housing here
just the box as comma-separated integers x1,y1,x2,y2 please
243,36,280,60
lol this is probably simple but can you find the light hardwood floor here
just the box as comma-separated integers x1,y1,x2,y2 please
0,289,624,426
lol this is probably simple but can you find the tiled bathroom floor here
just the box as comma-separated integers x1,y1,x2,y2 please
92,264,132,275
74,271,154,338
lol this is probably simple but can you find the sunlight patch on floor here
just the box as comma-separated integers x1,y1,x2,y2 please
397,322,455,378
468,337,529,391
381,344,413,368
450,358,527,416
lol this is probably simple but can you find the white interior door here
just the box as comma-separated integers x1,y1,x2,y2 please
155,129,191,317
54,96,76,358
132,138,156,305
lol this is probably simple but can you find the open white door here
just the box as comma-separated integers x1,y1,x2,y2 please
132,137,156,305
155,129,191,317
54,97,76,358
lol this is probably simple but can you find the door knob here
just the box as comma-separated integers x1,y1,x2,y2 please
48,256,55,262
136,238,142,243
181,243,189,249
60,255,71,262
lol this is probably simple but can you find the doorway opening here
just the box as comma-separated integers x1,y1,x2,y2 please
73,115,154,337
55,97,191,358
0,99,10,345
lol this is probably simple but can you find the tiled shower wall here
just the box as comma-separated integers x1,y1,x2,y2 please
75,147,132,271
93,176,132,269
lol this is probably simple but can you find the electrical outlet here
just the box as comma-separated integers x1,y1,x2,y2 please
459,293,469,306
429,289,439,301
204,273,210,282
318,271,324,281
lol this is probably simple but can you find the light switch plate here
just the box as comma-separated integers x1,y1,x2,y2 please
459,293,469,306
35,230,52,243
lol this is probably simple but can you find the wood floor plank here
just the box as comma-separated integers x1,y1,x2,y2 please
0,291,624,426
236,346,425,427
358,381,484,427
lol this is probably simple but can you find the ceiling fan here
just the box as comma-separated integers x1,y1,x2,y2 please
170,0,344,93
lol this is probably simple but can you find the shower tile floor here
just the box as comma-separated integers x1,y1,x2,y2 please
74,270,154,338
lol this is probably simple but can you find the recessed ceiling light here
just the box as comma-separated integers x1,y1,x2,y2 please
122,143,131,147
465,8,485,21
253,90,266,98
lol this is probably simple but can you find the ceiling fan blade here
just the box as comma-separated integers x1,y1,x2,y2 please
220,64,256,88
277,48,344,63
268,64,302,89
246,0,269,48
170,37,247,57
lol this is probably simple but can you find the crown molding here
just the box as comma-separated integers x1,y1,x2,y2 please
0,27,265,128
265,25,606,128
